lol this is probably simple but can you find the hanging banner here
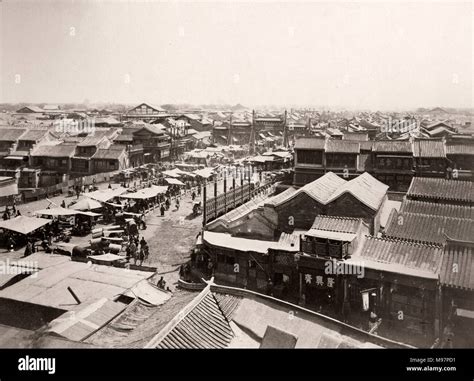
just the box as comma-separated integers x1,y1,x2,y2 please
362,291,370,311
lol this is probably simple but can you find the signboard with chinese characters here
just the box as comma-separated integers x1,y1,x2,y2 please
304,273,335,289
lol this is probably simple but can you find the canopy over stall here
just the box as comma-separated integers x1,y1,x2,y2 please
69,198,103,211
0,216,51,235
164,178,185,186
86,187,127,202
193,168,214,179
120,185,168,200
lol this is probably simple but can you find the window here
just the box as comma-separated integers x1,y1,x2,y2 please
109,160,116,167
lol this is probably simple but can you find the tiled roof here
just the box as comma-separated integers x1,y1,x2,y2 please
400,199,474,219
146,284,407,349
384,210,474,245
310,216,362,233
77,135,107,147
446,143,474,155
351,236,443,277
92,148,125,160
0,128,27,142
273,172,347,206
294,137,326,150
343,132,369,141
269,172,387,211
373,140,412,153
31,143,76,158
325,139,360,153
327,172,388,210
413,139,446,157
18,129,49,141
149,291,239,349
407,177,474,203
440,245,474,290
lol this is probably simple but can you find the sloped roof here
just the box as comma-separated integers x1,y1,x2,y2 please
92,148,125,160
0,128,27,141
294,137,326,150
407,177,474,203
309,216,363,233
31,143,76,158
270,172,347,207
146,283,409,349
446,143,474,155
18,129,49,141
400,199,474,219
203,231,276,254
413,139,446,157
350,236,443,279
0,216,51,234
325,140,360,153
440,245,474,290
384,210,474,245
373,140,412,153
343,132,369,141
147,289,237,349
327,172,388,210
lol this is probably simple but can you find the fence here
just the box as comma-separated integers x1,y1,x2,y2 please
204,181,275,223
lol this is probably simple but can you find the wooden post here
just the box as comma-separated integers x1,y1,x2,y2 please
233,177,236,208
202,184,207,226
214,180,217,218
224,176,227,212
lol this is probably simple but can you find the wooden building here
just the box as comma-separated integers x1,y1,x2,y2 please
372,140,413,191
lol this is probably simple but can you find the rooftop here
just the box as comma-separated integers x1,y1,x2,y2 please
440,244,474,291
413,139,446,158
384,210,474,245
407,177,474,203
349,236,443,279
145,283,408,349
400,199,474,220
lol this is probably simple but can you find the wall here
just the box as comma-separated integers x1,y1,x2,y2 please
275,192,325,232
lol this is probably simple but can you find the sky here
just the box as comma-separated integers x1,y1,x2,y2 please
0,1,472,110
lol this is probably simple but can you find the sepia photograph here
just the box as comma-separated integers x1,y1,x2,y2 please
0,0,473,378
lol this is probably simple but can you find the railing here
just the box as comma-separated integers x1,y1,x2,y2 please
204,181,275,223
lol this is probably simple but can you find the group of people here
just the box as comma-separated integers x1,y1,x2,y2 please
125,235,149,266
2,205,21,220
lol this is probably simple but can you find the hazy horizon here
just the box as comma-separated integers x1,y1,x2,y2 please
1,1,472,110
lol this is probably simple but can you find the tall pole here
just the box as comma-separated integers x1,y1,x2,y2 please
283,109,288,148
250,110,256,155
214,179,217,219
224,176,227,213
228,114,232,146
202,182,207,226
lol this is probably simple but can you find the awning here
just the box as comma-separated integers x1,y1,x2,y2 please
120,185,168,199
34,207,78,217
165,178,185,186
193,168,214,179
86,187,127,202
0,216,51,235
69,198,103,211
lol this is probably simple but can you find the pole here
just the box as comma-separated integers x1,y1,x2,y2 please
67,286,81,304
214,179,217,219
224,176,227,212
203,182,207,226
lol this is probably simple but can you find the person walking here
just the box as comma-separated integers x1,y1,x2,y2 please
24,241,33,257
